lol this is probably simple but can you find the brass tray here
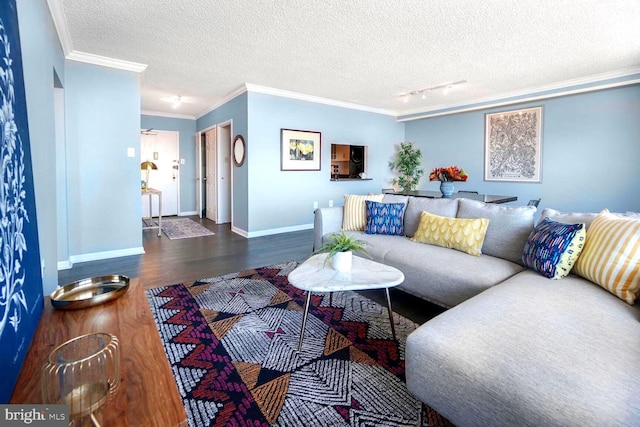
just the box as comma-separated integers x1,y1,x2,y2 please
51,275,130,310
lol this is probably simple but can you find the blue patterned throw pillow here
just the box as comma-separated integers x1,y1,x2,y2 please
522,217,586,279
364,201,406,236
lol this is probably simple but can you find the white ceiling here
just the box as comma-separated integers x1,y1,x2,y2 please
55,0,640,118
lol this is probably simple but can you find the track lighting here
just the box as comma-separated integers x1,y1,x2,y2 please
172,95,182,109
399,80,466,102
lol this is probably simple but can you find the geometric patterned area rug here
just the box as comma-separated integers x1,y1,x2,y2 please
161,217,215,240
145,261,454,427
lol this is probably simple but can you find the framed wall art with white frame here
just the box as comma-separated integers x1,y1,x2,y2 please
280,129,321,171
484,106,543,183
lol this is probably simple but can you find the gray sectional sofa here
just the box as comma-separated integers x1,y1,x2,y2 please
313,195,640,426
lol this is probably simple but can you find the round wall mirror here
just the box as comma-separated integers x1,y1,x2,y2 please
233,135,246,167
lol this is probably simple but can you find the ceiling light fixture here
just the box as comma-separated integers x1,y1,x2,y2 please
172,95,182,109
400,80,467,101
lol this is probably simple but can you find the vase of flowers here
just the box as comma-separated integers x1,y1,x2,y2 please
429,166,469,198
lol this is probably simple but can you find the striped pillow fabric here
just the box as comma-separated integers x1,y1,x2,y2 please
342,194,384,231
573,210,640,305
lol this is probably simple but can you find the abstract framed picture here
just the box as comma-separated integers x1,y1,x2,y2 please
280,129,321,171
484,106,543,182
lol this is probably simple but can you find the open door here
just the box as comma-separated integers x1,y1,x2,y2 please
216,122,232,223
205,127,217,222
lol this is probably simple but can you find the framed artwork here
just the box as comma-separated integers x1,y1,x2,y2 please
484,106,543,182
280,129,321,171
0,0,44,402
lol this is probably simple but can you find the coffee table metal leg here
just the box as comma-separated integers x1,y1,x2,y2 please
384,288,397,341
298,291,312,351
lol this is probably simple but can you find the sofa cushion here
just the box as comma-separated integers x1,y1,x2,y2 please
342,194,384,231
573,210,640,305
406,270,640,426
457,199,535,264
411,211,489,256
383,239,524,307
540,208,599,230
364,200,406,236
403,198,459,238
382,194,410,205
522,217,586,279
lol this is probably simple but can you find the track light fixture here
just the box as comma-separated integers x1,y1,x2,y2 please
172,95,182,109
400,80,467,101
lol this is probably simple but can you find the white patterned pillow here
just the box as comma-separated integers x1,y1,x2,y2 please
342,194,384,231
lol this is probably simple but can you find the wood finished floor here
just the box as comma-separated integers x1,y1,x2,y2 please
58,216,445,324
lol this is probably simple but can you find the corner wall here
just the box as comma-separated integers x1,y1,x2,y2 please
405,84,640,214
246,92,404,235
17,0,66,294
65,61,143,264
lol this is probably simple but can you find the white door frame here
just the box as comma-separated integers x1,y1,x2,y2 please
216,120,232,224
196,121,233,226
195,131,204,218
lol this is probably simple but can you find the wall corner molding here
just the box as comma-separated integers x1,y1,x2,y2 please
46,0,73,55
66,51,148,73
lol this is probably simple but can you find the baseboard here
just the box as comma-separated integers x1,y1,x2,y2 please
68,246,145,265
231,226,248,238
57,260,73,270
179,211,198,216
245,223,313,238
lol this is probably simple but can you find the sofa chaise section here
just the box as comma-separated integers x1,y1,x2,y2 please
406,270,640,426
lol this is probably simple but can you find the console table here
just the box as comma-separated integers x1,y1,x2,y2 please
10,278,187,427
142,188,162,236
393,190,517,204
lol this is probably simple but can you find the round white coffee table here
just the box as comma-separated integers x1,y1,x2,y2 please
288,253,405,351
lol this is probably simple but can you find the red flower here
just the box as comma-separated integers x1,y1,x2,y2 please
429,166,468,182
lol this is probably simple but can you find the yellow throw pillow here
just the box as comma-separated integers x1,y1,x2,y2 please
573,210,640,305
411,211,489,256
342,194,384,231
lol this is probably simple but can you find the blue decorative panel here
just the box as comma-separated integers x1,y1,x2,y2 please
0,0,44,403
364,201,406,236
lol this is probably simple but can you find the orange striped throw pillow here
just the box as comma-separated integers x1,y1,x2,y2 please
342,194,384,231
573,210,640,305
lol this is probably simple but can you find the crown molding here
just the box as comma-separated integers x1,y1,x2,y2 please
141,110,196,120
195,85,248,119
245,83,398,117
46,0,73,55
398,67,640,120
66,51,148,73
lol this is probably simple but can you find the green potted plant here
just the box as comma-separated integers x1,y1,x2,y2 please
314,230,368,272
388,142,424,192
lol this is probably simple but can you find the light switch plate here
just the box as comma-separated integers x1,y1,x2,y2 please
127,147,135,157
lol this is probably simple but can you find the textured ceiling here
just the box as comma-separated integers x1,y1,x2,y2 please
59,0,640,117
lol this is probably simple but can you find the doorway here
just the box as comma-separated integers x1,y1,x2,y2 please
196,122,232,224
141,130,179,217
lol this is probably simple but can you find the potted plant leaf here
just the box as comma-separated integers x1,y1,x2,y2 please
314,230,368,272
388,142,424,192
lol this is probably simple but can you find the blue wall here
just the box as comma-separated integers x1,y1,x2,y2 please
65,61,143,261
17,0,65,294
246,93,404,234
140,115,197,213
405,84,640,214
197,94,248,230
